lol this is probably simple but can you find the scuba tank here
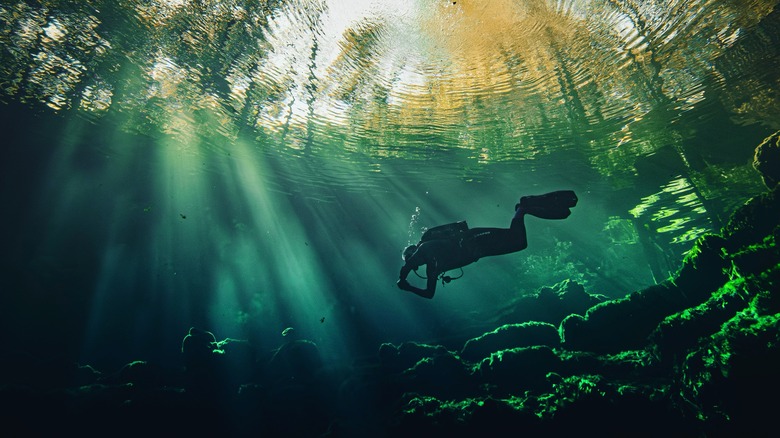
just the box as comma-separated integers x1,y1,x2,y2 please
419,220,469,242
403,220,469,262
412,220,469,286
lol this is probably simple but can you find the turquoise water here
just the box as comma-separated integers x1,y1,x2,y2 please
1,1,778,434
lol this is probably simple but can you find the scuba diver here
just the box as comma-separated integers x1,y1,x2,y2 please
397,190,578,299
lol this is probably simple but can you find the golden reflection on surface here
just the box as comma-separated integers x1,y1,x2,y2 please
1,0,779,162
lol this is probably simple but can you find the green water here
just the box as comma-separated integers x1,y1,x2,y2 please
1,0,777,371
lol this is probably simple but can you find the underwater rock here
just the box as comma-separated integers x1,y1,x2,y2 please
401,351,474,399
265,339,323,383
649,276,754,365
560,283,678,354
181,327,223,371
100,360,171,389
460,321,560,363
560,232,732,354
236,380,334,437
180,327,258,396
556,349,661,381
392,395,542,436
554,143,780,434
216,337,257,388
722,187,780,253
378,341,452,373
1,379,205,436
0,351,103,390
392,370,691,436
752,130,780,188
679,293,780,436
493,279,606,326
536,375,695,437
473,346,561,396
560,150,779,356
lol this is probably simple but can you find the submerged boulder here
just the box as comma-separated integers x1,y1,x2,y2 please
401,351,474,399
493,279,606,326
679,289,780,436
473,346,561,396
560,132,780,356
460,321,560,363
561,231,731,353
378,341,452,372
265,339,323,383
753,130,780,188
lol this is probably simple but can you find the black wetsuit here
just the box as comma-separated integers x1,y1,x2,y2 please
398,210,528,299
397,190,577,299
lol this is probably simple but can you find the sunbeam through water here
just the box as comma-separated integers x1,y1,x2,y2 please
1,0,779,436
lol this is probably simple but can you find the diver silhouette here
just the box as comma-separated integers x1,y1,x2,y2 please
397,190,578,299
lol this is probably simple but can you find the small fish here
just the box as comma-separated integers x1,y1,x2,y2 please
282,327,294,336
320,317,325,323
180,213,187,219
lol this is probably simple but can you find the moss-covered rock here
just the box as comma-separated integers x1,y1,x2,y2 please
460,321,560,362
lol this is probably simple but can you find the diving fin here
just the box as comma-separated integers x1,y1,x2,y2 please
517,190,578,219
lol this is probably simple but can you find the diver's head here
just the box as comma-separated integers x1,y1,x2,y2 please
402,244,418,261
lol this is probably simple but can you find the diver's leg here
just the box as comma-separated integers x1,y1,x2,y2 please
466,210,528,258
509,207,528,242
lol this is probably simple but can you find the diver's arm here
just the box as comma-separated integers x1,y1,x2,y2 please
398,246,422,290
397,258,437,299
401,261,437,299
398,263,413,283
397,262,414,290
401,282,434,299
398,265,433,298
422,262,438,298
396,263,412,290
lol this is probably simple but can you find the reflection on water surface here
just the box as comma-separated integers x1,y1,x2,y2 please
2,0,777,161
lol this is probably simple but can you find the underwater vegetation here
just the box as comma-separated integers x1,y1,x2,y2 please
1,132,778,437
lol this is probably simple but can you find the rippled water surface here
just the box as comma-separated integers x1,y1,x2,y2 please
1,0,779,367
